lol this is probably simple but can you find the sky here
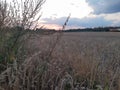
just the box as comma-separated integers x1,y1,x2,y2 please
5,0,120,30
39,0,120,30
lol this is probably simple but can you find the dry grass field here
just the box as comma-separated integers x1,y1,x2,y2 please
1,0,120,89
24,32,120,90
0,31,120,90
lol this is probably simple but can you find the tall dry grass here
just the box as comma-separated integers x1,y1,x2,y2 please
0,30,120,90
0,1,120,89
0,14,73,90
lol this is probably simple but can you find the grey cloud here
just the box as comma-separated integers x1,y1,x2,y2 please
68,17,112,27
86,0,120,14
43,17,68,25
42,16,114,28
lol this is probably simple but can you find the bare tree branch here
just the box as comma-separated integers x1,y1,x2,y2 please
0,0,45,29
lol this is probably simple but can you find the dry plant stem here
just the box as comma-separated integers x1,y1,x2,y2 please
0,0,45,29
0,0,8,28
46,14,71,60
109,66,119,90
0,0,45,89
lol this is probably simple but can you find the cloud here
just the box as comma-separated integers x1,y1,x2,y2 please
103,12,120,26
42,17,66,25
104,12,120,22
68,17,113,27
41,0,93,19
42,16,114,28
86,0,120,14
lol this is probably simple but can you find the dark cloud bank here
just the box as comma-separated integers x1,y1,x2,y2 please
86,0,120,14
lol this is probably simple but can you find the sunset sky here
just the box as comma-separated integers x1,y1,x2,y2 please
40,0,120,29
6,0,120,30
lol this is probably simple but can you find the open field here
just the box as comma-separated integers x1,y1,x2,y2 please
0,31,120,90
24,32,120,90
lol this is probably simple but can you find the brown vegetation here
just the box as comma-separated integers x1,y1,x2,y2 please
0,0,120,90
1,30,120,90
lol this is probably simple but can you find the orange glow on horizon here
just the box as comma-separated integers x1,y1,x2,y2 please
39,23,62,30
38,23,85,30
